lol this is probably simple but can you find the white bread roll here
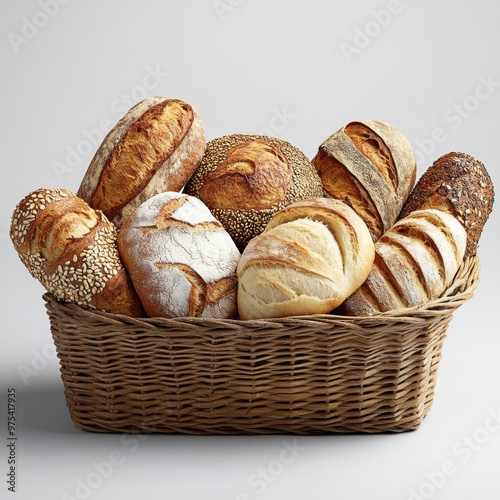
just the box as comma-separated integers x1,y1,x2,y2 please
237,198,375,320
118,192,241,319
339,209,467,315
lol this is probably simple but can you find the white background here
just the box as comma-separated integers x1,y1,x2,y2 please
1,1,499,499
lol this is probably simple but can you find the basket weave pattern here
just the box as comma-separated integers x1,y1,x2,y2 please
45,256,480,434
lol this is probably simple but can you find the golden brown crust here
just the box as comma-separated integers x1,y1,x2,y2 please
77,97,206,227
400,152,494,257
237,198,375,320
198,140,292,210
10,188,144,317
184,134,323,250
312,148,383,239
312,120,416,241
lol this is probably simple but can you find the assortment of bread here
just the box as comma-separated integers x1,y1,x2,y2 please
9,96,495,321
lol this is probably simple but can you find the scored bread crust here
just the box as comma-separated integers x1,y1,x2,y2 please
78,97,206,228
10,188,144,317
184,134,324,250
312,120,416,241
237,198,375,320
400,152,494,258
338,209,467,316
118,192,241,319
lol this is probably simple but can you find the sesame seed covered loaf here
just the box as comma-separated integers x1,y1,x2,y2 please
10,188,145,317
184,134,324,250
399,152,495,258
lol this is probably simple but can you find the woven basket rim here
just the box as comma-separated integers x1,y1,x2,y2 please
42,255,480,330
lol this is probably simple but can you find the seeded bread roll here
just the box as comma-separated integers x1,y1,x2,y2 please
399,152,494,257
184,134,324,250
118,192,241,319
339,209,467,315
78,97,206,228
237,198,375,320
10,188,144,317
312,120,417,241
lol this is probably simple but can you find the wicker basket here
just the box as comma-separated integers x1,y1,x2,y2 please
44,255,480,435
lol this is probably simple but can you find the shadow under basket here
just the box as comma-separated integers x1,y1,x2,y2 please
44,256,480,435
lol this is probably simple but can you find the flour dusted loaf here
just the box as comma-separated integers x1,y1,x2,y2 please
312,120,416,241
184,134,324,250
400,152,494,258
118,192,241,319
78,97,206,228
10,188,144,317
339,209,467,315
237,198,375,320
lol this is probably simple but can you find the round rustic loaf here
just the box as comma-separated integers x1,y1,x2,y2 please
184,134,324,250
10,188,144,317
312,120,417,241
237,198,375,320
339,209,467,315
78,96,206,228
118,192,241,319
399,152,494,258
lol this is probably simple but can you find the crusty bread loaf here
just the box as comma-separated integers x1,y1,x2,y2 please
10,188,145,317
237,198,375,320
78,97,206,228
118,192,241,319
312,120,417,241
184,134,324,250
339,209,467,315
400,152,494,258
